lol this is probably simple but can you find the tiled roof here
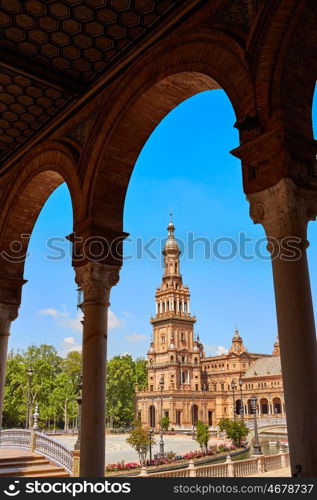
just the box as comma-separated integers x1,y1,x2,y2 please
243,356,281,378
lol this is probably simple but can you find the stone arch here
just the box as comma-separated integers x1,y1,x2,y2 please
253,0,317,141
149,404,156,428
260,398,269,415
83,32,255,232
191,403,199,425
0,143,81,283
273,397,282,414
235,398,242,416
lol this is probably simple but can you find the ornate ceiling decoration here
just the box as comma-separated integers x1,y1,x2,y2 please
0,0,183,162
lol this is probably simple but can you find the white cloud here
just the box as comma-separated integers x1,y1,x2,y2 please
108,310,123,329
39,308,67,317
205,345,228,356
122,311,133,318
125,334,147,343
38,308,122,332
58,311,83,332
64,336,76,345
62,336,82,354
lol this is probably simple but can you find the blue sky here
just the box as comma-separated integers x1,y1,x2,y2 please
10,87,317,360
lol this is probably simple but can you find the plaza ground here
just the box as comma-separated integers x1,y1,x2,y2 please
54,433,232,465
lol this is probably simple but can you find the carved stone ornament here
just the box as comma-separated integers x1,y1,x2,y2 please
75,262,121,305
247,178,317,244
0,303,19,336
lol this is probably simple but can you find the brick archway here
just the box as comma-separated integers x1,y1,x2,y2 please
84,33,255,232
0,143,81,285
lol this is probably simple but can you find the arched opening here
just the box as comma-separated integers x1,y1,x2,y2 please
208,411,213,427
260,398,269,415
273,397,282,414
2,180,76,430
247,399,253,415
235,399,242,416
10,180,75,343
192,404,199,426
149,405,155,428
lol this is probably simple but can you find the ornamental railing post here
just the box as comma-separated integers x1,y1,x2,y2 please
72,450,80,477
30,429,36,453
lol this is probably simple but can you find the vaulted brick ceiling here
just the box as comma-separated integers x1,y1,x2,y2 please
0,0,186,162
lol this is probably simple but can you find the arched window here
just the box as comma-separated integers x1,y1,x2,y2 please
149,406,156,427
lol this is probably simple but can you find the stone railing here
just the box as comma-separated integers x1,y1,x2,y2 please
196,462,228,477
141,467,192,477
0,429,31,449
139,452,289,477
246,417,287,429
233,457,259,477
34,432,73,473
0,429,74,474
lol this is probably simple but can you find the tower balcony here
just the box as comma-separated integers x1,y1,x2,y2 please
151,311,196,323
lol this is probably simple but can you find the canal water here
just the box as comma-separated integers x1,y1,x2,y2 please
228,432,288,462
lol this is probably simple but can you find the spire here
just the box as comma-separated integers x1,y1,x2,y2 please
229,327,246,354
233,327,241,341
166,210,177,240
162,211,181,281
272,335,280,356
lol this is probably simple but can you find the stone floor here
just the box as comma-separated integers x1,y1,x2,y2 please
250,467,291,477
0,449,38,459
54,433,232,465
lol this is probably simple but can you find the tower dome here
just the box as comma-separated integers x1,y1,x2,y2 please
163,211,180,255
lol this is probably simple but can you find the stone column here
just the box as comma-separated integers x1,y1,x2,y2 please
75,262,120,477
248,178,317,477
0,303,19,430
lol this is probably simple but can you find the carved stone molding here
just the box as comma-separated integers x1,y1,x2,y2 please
0,303,19,336
75,262,121,305
247,178,317,243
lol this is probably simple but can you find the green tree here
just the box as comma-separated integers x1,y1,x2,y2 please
195,420,210,451
106,355,147,428
126,420,155,464
49,372,78,431
3,345,63,428
160,416,170,432
3,351,28,427
135,358,147,391
218,418,249,446
3,345,81,430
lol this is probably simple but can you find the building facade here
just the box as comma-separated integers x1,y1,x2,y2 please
136,218,285,429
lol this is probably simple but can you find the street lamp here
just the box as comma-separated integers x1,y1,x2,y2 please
231,380,237,421
202,384,207,424
148,428,154,464
159,377,164,457
191,393,195,440
239,377,244,422
74,375,82,451
250,396,262,455
33,403,40,431
274,406,278,425
26,366,34,429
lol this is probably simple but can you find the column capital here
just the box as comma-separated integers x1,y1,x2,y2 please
74,262,121,305
247,178,317,243
0,303,19,336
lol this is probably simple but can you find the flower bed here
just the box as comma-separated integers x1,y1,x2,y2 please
106,462,139,473
105,444,238,473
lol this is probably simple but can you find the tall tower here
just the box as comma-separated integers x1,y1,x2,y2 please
229,328,247,355
147,214,203,392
